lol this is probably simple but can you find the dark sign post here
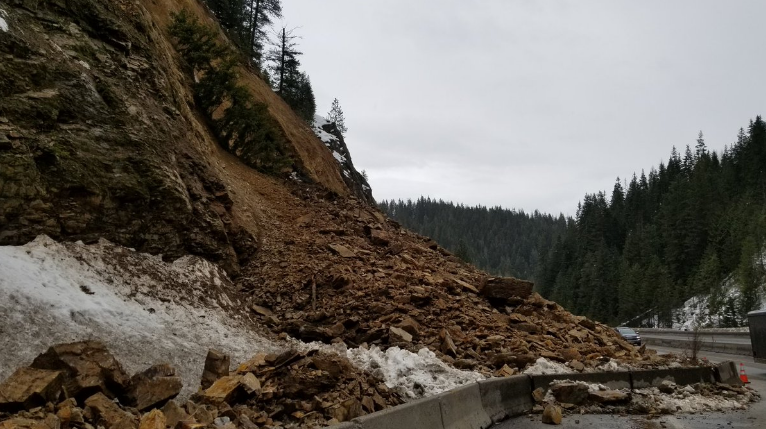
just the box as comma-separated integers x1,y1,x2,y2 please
747,310,766,363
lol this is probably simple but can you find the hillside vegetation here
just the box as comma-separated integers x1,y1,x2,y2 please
537,119,766,327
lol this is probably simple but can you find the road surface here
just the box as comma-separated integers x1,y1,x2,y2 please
495,345,765,428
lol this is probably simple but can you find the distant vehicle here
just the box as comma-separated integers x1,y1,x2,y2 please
615,327,642,346
747,310,766,363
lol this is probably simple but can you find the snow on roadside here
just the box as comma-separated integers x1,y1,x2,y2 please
0,8,9,33
346,346,485,399
523,357,574,375
0,235,283,399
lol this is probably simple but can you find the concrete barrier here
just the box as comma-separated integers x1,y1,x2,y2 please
338,365,733,428
631,367,715,389
439,383,491,429
643,337,752,356
477,375,533,423
531,371,632,392
351,394,443,429
714,361,743,386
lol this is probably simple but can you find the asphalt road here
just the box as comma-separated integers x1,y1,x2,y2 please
495,345,765,429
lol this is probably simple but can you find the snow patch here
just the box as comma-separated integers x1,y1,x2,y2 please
0,8,8,33
346,346,485,399
311,115,338,144
523,357,574,375
0,236,283,399
332,151,346,163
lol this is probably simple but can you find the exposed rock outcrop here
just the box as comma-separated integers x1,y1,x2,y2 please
312,115,374,204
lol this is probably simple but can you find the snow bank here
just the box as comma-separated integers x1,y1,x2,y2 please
346,346,485,399
0,8,8,33
0,236,486,402
633,386,751,413
523,357,574,375
0,236,283,398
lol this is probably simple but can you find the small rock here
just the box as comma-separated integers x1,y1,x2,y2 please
658,380,676,394
569,360,585,372
588,390,630,404
550,383,589,405
160,400,188,428
138,409,165,429
369,230,390,246
198,375,258,405
84,392,137,429
327,244,356,258
250,305,273,317
389,326,412,343
397,318,420,336
532,387,546,403
542,405,562,425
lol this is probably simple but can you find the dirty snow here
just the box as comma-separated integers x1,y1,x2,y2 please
0,236,283,398
545,379,755,414
523,357,574,375
632,385,752,413
345,346,485,399
332,150,347,163
0,8,8,32
0,236,486,402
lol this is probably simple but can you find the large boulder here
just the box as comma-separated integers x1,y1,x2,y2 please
30,341,130,401
84,393,138,429
124,364,183,411
201,350,230,390
550,382,589,405
480,277,534,304
0,368,63,412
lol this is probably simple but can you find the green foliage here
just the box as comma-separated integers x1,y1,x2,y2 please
266,27,316,121
379,198,567,280
200,0,282,65
538,117,766,326
169,10,289,174
327,98,348,135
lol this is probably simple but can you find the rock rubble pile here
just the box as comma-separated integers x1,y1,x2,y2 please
0,341,403,429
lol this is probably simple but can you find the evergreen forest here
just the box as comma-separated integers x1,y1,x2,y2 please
384,118,766,328
537,118,766,326
379,199,567,281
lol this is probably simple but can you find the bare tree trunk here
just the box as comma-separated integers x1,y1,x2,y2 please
278,28,286,94
248,0,261,61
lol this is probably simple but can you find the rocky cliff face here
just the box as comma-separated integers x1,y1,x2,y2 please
0,0,353,274
312,115,374,204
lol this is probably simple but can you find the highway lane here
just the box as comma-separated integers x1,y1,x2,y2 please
641,332,752,345
495,344,765,428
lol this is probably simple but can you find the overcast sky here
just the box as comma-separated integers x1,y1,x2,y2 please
281,1,766,216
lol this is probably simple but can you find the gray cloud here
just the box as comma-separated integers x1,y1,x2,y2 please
281,0,766,215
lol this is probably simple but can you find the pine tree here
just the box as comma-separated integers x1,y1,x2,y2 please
327,98,348,135
245,0,282,65
267,28,315,121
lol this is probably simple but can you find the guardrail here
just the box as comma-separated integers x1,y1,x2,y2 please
333,362,737,429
